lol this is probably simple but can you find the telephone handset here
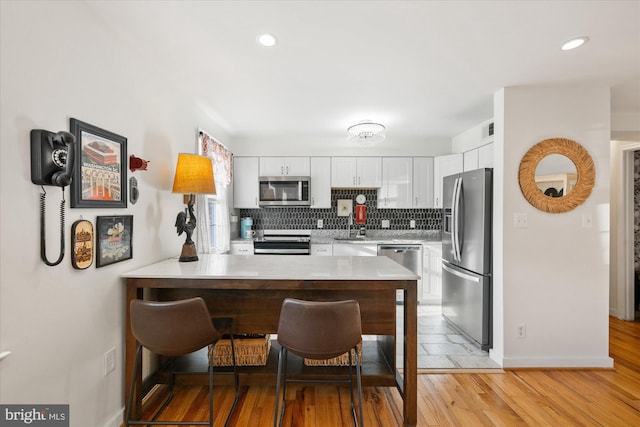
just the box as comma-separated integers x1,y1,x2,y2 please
30,129,76,266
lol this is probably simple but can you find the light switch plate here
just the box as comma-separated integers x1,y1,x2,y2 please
381,219,390,229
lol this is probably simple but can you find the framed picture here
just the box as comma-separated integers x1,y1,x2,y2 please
71,219,94,270
70,118,127,208
337,199,353,217
96,215,133,268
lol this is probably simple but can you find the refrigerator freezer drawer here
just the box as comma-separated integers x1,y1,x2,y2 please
441,261,492,350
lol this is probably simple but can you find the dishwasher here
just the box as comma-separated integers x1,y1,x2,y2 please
377,244,422,304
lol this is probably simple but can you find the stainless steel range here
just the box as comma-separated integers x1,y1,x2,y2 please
253,230,311,255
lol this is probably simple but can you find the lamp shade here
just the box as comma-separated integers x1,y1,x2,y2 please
171,153,216,195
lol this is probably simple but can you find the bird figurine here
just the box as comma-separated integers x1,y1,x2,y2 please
175,201,198,261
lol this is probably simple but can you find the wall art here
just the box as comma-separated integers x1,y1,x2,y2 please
70,118,127,208
96,215,133,267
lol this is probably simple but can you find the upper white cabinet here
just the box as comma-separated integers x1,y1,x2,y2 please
463,149,479,172
413,157,434,208
233,156,260,209
463,142,494,171
310,157,331,208
260,156,310,176
378,157,413,209
477,143,494,168
433,153,463,208
331,157,382,188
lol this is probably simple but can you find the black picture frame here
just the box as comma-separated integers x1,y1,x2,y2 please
96,215,133,268
70,118,127,208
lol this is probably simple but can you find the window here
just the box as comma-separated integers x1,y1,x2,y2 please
198,129,233,254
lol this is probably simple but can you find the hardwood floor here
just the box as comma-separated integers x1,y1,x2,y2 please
135,317,640,426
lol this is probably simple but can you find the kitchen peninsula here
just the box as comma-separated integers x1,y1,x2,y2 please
123,254,419,426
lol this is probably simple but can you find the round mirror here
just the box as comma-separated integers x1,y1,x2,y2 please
534,154,577,197
518,138,595,213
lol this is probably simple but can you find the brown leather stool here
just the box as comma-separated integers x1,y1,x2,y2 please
126,297,239,427
273,298,364,427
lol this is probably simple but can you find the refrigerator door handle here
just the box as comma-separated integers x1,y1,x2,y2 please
442,262,480,283
452,177,463,262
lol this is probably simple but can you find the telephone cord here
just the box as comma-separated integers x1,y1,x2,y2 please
40,187,65,266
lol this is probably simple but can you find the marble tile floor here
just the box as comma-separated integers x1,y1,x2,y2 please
393,303,501,370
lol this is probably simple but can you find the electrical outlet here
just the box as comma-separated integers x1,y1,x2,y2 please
104,347,116,376
410,219,416,229
516,323,526,338
381,219,390,229
514,213,528,229
317,219,323,229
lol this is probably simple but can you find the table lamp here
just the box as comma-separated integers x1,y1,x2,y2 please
172,153,216,261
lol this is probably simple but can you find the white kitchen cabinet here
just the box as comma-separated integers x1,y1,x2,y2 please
477,143,494,168
378,157,413,209
463,149,479,171
259,156,310,176
422,242,442,303
230,240,254,255
331,157,382,188
310,157,331,208
433,153,463,208
412,157,434,208
332,243,377,257
233,156,260,209
310,243,333,256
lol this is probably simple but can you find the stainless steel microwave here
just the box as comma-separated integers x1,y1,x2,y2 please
258,176,311,207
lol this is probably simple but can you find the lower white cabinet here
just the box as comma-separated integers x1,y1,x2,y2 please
310,243,333,256
422,243,442,303
230,241,253,255
332,243,377,257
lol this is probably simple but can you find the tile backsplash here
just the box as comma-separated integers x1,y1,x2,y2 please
240,189,442,231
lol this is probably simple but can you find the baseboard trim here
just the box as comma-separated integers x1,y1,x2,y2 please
104,407,124,427
502,356,614,369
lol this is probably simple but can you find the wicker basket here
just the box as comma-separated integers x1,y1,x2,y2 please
304,342,362,367
208,334,271,366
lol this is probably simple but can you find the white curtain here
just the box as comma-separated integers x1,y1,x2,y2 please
196,129,233,254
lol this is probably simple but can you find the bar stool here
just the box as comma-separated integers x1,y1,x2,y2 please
273,298,364,427
126,297,239,427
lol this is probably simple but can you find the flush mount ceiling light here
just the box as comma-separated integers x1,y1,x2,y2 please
347,120,386,145
561,36,589,51
257,33,277,47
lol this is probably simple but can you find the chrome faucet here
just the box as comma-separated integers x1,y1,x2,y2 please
346,212,353,239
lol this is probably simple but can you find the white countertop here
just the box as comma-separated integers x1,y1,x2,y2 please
122,254,419,281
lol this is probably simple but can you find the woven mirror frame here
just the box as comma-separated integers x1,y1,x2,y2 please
518,138,595,213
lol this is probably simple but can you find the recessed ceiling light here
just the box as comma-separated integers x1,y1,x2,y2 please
257,33,277,47
561,36,589,51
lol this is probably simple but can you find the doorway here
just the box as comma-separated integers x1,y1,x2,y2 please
613,141,640,321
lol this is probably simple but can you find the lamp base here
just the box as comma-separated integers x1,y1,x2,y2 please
179,242,198,262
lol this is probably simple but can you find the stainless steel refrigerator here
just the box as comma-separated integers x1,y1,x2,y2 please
442,168,492,350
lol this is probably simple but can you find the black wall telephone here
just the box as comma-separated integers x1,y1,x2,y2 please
30,129,76,266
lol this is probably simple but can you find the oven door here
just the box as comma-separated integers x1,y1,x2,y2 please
253,241,310,255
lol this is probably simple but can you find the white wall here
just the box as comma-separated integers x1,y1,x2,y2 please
0,2,234,426
496,85,612,368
